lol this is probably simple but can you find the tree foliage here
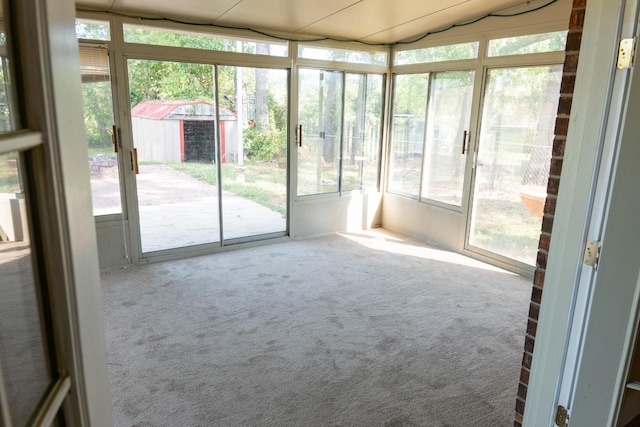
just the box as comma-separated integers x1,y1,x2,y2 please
75,20,110,40
82,81,114,149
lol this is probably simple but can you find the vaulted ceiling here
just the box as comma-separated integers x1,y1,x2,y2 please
75,0,535,45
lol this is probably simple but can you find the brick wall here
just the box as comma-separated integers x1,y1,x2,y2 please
514,0,587,425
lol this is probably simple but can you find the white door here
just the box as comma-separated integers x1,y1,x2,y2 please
539,0,640,424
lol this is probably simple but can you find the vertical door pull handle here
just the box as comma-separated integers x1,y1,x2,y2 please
299,124,303,147
133,148,139,174
112,125,118,153
462,130,468,155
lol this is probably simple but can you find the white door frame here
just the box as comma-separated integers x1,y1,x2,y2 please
555,0,639,414
524,0,640,424
11,0,114,424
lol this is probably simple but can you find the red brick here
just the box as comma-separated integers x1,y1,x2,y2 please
525,335,536,353
531,286,543,304
547,177,560,195
549,157,564,177
536,250,548,269
564,52,580,74
555,117,570,136
544,196,557,216
566,30,583,52
557,95,573,116
539,233,551,252
518,383,528,400
516,398,526,415
541,214,554,234
553,138,566,157
573,0,586,7
526,319,538,337
561,74,576,95
529,302,540,322
522,352,533,369
515,416,523,426
520,367,530,384
533,268,545,287
569,8,586,30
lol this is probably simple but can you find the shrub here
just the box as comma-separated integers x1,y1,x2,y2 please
244,129,286,162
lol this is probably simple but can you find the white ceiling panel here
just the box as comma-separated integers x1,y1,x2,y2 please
299,0,470,40
75,0,566,45
360,0,526,43
77,0,244,22
77,0,116,9
214,0,364,34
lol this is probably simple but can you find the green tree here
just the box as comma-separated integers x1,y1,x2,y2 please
75,21,110,40
82,80,114,149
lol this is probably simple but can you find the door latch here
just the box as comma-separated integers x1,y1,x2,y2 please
583,240,601,268
555,405,570,427
617,37,636,70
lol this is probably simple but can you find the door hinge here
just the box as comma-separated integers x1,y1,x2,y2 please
583,240,601,268
617,37,636,69
555,405,570,427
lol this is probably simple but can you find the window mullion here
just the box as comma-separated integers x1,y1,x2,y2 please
0,131,42,154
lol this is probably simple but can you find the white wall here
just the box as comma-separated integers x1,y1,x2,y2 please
291,192,382,238
95,219,130,268
382,194,463,251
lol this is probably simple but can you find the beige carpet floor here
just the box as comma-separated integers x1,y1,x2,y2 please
101,229,531,426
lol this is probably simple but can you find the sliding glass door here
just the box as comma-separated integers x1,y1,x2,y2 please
468,65,562,265
127,59,288,254
421,71,474,206
218,66,288,241
128,59,220,253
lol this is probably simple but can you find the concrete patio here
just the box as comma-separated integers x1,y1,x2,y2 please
90,161,286,253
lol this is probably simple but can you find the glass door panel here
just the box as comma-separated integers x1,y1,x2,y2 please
388,73,429,197
80,46,121,216
469,65,562,265
342,73,384,191
218,65,288,240
127,59,220,253
297,69,343,196
421,71,474,206
0,152,55,425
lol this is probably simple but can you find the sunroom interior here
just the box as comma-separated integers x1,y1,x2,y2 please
74,0,571,276
40,0,573,424
11,0,640,425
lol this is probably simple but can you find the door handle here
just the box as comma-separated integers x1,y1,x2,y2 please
462,130,469,155
298,124,303,147
112,125,118,153
131,149,139,174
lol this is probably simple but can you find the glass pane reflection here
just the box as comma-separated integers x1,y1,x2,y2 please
0,12,19,133
0,152,53,425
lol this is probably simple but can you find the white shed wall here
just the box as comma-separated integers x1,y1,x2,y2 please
131,117,181,163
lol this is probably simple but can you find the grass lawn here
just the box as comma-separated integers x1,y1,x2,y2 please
470,196,542,265
168,161,287,215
